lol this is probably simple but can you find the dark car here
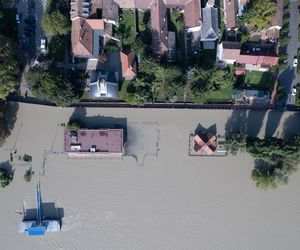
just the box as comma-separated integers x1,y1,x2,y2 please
24,28,34,33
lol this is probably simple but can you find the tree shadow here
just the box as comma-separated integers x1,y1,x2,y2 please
23,203,64,227
0,161,14,175
278,66,294,105
225,109,267,137
195,123,217,135
225,109,248,136
246,110,266,137
253,159,274,174
281,113,300,140
69,107,128,143
264,111,283,138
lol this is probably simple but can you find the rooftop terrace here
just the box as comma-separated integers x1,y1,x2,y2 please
64,128,124,156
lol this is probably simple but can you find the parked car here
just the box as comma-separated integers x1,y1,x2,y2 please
16,14,21,24
293,57,298,67
40,39,46,52
24,28,34,33
292,87,297,96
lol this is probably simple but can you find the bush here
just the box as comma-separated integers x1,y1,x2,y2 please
279,36,291,47
105,43,120,52
23,169,32,182
67,119,84,131
0,169,13,188
23,154,32,162
25,68,79,106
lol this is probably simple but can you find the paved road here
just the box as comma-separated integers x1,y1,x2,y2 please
13,0,47,62
279,0,299,106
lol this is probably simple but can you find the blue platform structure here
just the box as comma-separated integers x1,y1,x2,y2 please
19,179,60,236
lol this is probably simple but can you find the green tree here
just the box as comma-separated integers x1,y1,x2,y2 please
42,11,70,35
0,168,13,188
240,0,277,30
67,119,84,131
227,134,300,190
209,68,232,91
189,67,209,92
188,66,233,100
0,102,18,147
25,68,78,106
23,168,32,182
0,35,19,100
225,133,247,155
251,168,278,190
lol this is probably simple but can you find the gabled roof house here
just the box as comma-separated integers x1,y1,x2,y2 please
200,3,219,42
70,0,119,58
223,0,238,30
236,43,279,74
120,51,137,80
114,0,202,57
71,17,105,58
89,70,119,98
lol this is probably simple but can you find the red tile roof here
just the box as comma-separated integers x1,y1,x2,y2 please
184,0,201,29
235,67,246,76
150,0,169,56
224,0,238,29
238,54,278,66
238,54,259,65
120,51,137,79
193,131,217,156
71,17,104,57
220,41,241,61
257,55,279,66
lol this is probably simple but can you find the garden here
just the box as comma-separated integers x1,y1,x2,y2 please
115,9,136,49
244,71,276,90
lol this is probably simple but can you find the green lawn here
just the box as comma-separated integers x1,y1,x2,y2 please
119,80,131,99
244,71,276,90
138,10,150,32
118,10,135,48
205,84,233,102
0,8,17,40
80,90,90,100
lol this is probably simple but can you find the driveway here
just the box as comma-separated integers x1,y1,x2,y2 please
12,0,47,96
278,0,299,107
